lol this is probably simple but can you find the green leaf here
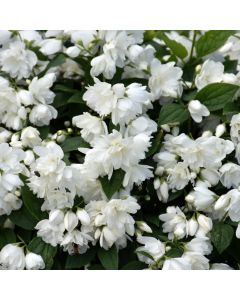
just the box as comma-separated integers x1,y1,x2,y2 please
196,30,235,57
211,222,234,254
65,247,97,269
45,53,66,72
121,261,146,270
38,126,49,139
21,184,48,222
61,136,89,152
99,169,125,199
0,229,16,249
68,91,85,104
196,83,239,111
54,84,79,94
145,214,160,227
10,205,37,230
28,237,57,269
158,103,189,125
146,130,163,157
53,92,68,108
165,247,184,258
98,245,118,270
223,102,240,115
157,31,188,59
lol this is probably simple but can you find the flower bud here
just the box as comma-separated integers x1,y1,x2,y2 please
25,252,45,270
24,150,35,165
214,195,230,210
185,193,195,204
155,166,164,176
153,178,160,190
160,124,170,132
0,244,25,270
160,181,169,202
197,214,212,233
21,126,41,148
64,211,78,232
76,208,91,226
215,123,226,138
136,221,152,233
49,209,64,225
66,46,81,58
187,218,198,236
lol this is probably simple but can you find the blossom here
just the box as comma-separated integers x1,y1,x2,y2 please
188,100,210,123
0,244,25,270
25,252,45,270
149,59,183,99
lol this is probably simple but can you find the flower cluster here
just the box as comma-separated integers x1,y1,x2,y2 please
1,30,240,270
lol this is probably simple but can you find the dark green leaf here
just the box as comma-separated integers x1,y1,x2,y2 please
99,169,125,199
21,184,47,222
28,237,57,269
65,247,97,269
45,53,66,71
146,130,163,157
158,103,189,125
98,245,118,270
157,31,188,59
196,83,239,111
211,222,234,254
223,102,240,115
38,126,49,139
165,247,184,258
61,136,89,152
196,30,235,57
68,91,85,104
121,261,146,270
0,229,16,249
10,206,37,230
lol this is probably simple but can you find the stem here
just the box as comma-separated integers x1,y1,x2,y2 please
189,30,197,62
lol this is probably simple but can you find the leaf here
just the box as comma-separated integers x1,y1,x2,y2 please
99,169,125,199
68,92,85,104
61,136,89,152
165,247,184,258
196,30,235,57
28,237,57,269
10,206,37,230
0,229,16,249
98,245,118,270
45,53,66,72
145,214,160,227
157,31,188,59
54,84,79,94
196,83,239,111
53,92,69,108
38,126,49,139
223,102,240,115
146,130,163,157
158,103,189,125
21,184,48,221
211,222,234,254
121,261,146,270
65,247,97,269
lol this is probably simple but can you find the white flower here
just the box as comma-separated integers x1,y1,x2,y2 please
211,263,233,270
29,104,57,126
215,123,226,137
195,59,224,90
72,112,108,145
230,113,240,145
76,208,91,226
136,236,165,265
159,206,187,240
39,39,62,56
188,100,210,123
64,211,78,232
196,214,212,236
127,116,157,137
186,182,217,211
122,164,153,189
219,163,240,188
162,257,191,270
20,126,42,148
167,162,191,190
0,41,37,80
186,218,199,236
29,73,56,104
149,59,183,99
83,79,118,116
136,221,152,234
25,252,45,270
0,244,25,270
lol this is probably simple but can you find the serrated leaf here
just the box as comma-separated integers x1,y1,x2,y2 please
61,136,89,152
65,247,97,269
158,103,189,125
196,83,239,111
28,237,57,269
211,222,234,254
98,245,118,270
99,169,125,199
157,31,188,59
196,30,235,57
0,229,16,249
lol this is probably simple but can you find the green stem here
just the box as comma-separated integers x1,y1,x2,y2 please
189,30,197,62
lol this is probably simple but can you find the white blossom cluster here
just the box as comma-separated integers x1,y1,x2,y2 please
1,30,240,269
